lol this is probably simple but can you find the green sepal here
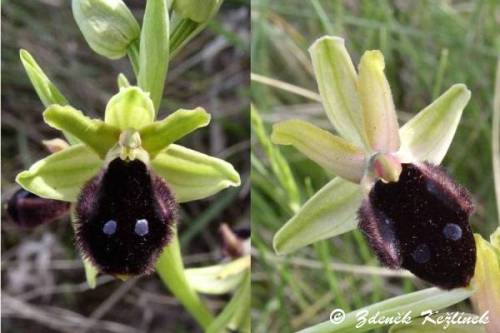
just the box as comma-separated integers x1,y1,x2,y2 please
358,50,400,153
138,0,169,112
398,84,471,165
104,86,155,130
16,144,103,202
44,105,120,158
369,153,402,183
151,144,241,203
308,36,365,147
271,119,365,183
185,256,250,295
273,177,362,254
140,107,210,157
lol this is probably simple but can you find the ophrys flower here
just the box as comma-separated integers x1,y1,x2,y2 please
16,52,240,276
271,36,474,289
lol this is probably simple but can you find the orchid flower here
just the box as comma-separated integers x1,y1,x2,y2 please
16,49,240,276
272,36,471,256
271,36,475,290
273,36,499,333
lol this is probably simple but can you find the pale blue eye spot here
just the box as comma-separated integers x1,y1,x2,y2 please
411,243,431,264
135,219,149,236
103,220,117,235
443,223,462,241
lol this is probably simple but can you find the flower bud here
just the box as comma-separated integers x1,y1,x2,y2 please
173,0,221,23
6,188,70,228
358,162,475,289
72,0,140,59
75,157,176,276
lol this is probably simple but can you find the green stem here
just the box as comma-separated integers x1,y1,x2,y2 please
156,227,215,329
127,39,140,77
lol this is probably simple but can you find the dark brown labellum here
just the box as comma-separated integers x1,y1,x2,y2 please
6,188,70,228
75,158,176,276
358,162,476,289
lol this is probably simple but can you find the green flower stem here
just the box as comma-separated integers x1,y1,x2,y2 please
156,227,214,329
140,107,211,157
127,39,140,76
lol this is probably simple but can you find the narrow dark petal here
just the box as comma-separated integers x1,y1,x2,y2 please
6,188,70,228
76,158,177,276
358,162,476,289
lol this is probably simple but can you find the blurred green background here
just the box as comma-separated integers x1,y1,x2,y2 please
251,0,498,332
1,1,249,332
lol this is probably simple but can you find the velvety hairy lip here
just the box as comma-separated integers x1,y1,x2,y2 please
359,162,476,289
76,158,177,276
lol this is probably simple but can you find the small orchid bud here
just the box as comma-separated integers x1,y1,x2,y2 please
6,188,70,228
72,0,140,59
173,0,222,23
76,158,177,276
359,162,475,289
